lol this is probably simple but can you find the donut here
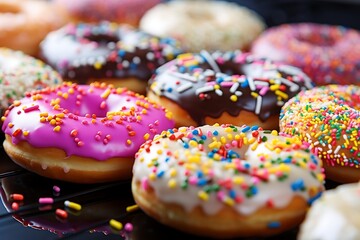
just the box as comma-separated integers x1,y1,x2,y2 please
53,0,160,27
280,85,360,183
40,22,183,94
251,23,360,85
298,182,360,240
132,124,325,238
147,51,314,129
1,82,175,183
0,0,67,56
140,1,265,52
0,48,62,114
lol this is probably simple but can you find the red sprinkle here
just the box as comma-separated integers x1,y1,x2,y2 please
55,209,68,219
11,194,24,201
11,202,19,211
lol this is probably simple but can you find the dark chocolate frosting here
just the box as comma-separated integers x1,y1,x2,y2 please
149,51,314,125
40,22,183,84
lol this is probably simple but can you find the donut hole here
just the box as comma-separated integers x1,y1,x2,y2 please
0,3,21,14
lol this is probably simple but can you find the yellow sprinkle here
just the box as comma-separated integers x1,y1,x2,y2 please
275,90,288,99
126,204,139,212
53,126,61,132
198,191,209,201
64,201,82,211
168,179,177,188
50,119,56,125
101,89,111,99
143,133,150,140
248,137,256,144
271,130,278,136
40,117,46,123
232,176,244,185
188,155,201,163
13,100,21,106
169,168,177,177
251,142,259,151
1,116,6,122
224,197,235,206
126,139,132,145
40,112,48,117
62,93,69,99
8,123,14,128
23,131,29,136
149,172,156,181
251,92,259,98
230,95,237,102
109,219,123,230
94,61,103,70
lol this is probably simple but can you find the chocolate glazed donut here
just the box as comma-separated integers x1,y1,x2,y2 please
40,22,183,94
147,51,314,129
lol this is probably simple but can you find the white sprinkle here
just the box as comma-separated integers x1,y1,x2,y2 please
122,60,129,68
133,56,141,64
235,91,243,96
195,85,214,95
146,52,155,61
255,96,262,115
170,72,197,82
215,89,223,96
176,83,193,93
230,82,239,93
200,50,221,73
334,145,341,154
277,100,284,106
203,69,215,77
254,81,269,86
247,77,256,91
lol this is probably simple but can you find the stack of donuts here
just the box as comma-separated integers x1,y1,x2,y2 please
0,0,360,239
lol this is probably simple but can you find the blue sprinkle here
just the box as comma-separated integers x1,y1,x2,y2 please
167,87,173,93
268,221,281,229
157,170,165,178
244,162,251,169
168,129,174,134
251,186,258,195
178,66,186,73
213,130,219,136
227,150,240,158
183,142,189,149
130,63,137,70
242,126,250,132
308,191,322,205
229,190,236,199
118,49,126,57
216,77,224,84
207,152,214,158
291,179,305,191
250,125,259,130
197,178,207,187
241,80,249,88
192,129,199,135
283,157,292,164
197,171,204,178
311,155,318,165
165,157,170,162
201,135,207,140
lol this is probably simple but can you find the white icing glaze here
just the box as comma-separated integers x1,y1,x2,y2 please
140,1,265,52
133,125,324,215
298,182,360,240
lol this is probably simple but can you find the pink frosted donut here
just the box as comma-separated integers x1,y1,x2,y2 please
54,0,160,26
251,23,360,85
1,82,174,183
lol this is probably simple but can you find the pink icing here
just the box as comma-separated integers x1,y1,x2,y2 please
2,82,174,161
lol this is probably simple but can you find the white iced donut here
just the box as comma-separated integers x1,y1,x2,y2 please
132,124,324,238
298,182,360,240
140,0,265,52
